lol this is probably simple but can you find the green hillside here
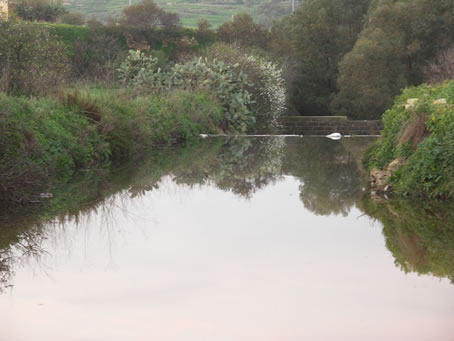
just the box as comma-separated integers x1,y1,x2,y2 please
64,0,258,27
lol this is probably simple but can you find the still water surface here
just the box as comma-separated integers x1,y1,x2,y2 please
1,137,454,341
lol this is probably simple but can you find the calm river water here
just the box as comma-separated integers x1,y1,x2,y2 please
1,137,454,341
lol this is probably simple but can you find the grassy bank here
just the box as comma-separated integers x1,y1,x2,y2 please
364,81,454,199
0,89,223,205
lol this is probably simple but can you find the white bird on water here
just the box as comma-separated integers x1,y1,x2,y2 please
326,132,342,140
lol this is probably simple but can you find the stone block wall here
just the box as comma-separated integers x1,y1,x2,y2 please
279,116,383,136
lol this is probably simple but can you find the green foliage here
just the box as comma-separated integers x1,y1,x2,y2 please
365,81,454,198
14,0,67,22
0,88,224,205
272,0,371,115
49,23,90,48
47,22,204,81
332,0,454,119
144,90,223,142
117,50,160,86
201,43,287,132
118,50,255,133
0,20,70,96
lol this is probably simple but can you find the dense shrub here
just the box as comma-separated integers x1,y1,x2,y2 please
48,23,201,81
364,81,454,198
117,45,287,133
14,0,66,22
118,50,255,133
202,43,286,132
0,20,69,96
117,49,159,86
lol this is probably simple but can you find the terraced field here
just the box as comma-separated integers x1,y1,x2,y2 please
64,0,258,27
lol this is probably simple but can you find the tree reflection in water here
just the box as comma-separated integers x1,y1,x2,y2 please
360,197,454,284
1,136,454,290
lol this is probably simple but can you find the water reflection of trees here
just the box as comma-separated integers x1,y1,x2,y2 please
1,136,370,291
360,197,454,284
10,136,454,293
171,137,285,198
0,213,47,293
282,138,365,216
134,137,370,213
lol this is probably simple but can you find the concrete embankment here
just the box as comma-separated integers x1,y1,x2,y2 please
279,116,383,136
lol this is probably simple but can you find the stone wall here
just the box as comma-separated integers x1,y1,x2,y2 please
0,0,8,21
279,116,383,136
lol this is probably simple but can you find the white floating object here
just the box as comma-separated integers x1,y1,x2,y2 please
326,132,342,140
199,134,208,138
39,193,53,199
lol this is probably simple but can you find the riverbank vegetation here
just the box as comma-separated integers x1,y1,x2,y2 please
364,81,454,199
2,0,454,204
0,5,288,205
11,135,453,294
0,89,225,204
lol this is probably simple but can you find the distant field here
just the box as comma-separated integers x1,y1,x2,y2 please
64,0,258,27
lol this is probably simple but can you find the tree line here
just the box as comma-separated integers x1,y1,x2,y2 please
272,0,454,118
3,0,454,119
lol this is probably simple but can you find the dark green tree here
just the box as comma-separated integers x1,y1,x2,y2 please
275,0,371,115
332,0,454,119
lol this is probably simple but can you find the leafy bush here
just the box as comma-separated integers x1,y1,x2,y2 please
0,20,69,96
14,0,67,22
117,50,159,86
202,43,287,132
365,81,454,198
118,50,255,133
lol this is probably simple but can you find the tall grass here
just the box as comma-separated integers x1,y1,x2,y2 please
0,89,223,205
